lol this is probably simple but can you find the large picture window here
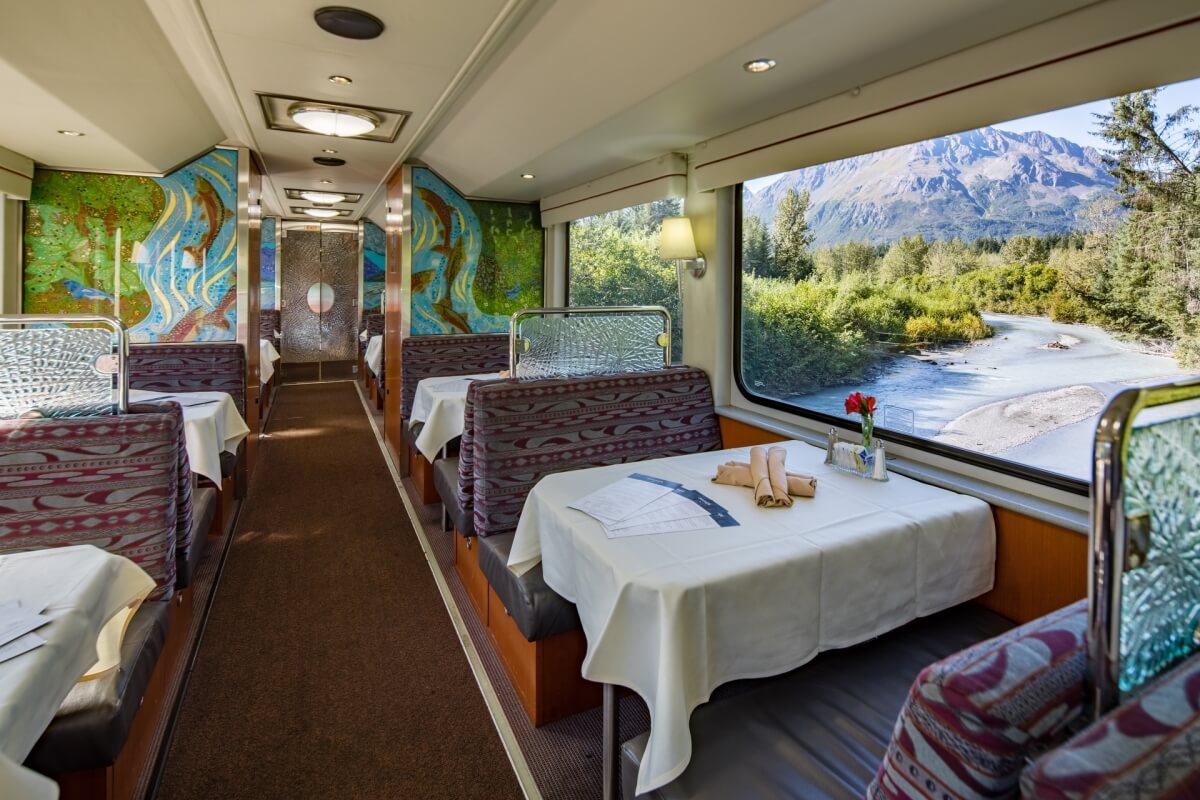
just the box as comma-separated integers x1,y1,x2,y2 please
737,78,1200,483
568,198,684,362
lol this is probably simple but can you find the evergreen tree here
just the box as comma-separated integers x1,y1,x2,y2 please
1096,89,1198,210
741,215,772,276
771,188,815,281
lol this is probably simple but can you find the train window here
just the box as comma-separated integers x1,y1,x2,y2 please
567,198,684,363
736,77,1200,483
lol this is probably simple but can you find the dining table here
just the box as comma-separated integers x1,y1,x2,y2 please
260,338,281,385
507,439,996,797
409,372,504,461
364,335,383,376
128,389,250,486
0,546,155,800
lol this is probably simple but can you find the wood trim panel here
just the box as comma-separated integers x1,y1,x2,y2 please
453,533,489,622
383,171,404,465
976,507,1087,623
717,414,1088,624
410,453,440,505
717,416,788,448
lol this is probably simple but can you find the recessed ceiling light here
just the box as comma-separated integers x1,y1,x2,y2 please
321,148,338,154
743,58,777,74
57,129,85,136
314,6,385,40
313,156,347,167
328,75,353,85
520,173,535,180
300,190,348,205
303,207,341,219
288,102,381,137
318,179,334,185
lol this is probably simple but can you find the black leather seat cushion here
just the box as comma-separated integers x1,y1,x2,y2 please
620,603,1013,799
477,533,582,642
25,601,171,775
176,486,215,589
434,457,475,537
400,420,422,451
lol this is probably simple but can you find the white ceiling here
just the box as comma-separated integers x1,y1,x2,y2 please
0,0,1110,219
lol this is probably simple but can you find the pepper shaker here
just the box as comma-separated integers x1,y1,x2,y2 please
825,428,837,465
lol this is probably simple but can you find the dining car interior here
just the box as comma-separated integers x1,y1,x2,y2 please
3,0,1200,798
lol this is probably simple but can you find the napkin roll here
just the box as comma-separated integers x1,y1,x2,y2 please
714,462,817,498
746,446,796,507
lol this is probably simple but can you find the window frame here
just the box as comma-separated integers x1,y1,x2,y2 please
730,186,1090,497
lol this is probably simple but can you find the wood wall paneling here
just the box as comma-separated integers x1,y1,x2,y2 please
383,170,405,464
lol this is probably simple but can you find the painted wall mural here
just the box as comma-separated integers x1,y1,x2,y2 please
363,220,385,313
23,150,239,342
410,167,543,335
261,216,277,311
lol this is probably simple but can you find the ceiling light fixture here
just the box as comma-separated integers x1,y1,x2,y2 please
313,156,347,167
288,102,381,137
57,129,85,136
328,75,353,85
315,7,385,40
321,148,338,154
303,207,341,219
299,190,348,205
318,179,335,185
743,58,777,74
520,173,535,180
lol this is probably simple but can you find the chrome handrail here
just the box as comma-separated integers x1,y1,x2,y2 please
508,305,672,375
0,314,129,413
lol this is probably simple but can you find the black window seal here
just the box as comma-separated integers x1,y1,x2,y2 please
730,185,1090,498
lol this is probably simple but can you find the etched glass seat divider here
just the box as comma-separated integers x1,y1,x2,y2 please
1090,378,1200,717
0,315,128,419
509,306,671,379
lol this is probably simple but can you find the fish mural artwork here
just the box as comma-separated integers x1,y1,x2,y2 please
363,220,385,313
23,150,240,343
409,168,543,335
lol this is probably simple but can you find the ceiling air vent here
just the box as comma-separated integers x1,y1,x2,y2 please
258,93,408,143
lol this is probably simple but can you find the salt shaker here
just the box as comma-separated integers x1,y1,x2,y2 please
825,428,837,464
872,441,888,480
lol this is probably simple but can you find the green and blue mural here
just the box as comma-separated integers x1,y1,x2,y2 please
261,216,277,311
410,167,543,334
363,220,385,313
23,149,239,342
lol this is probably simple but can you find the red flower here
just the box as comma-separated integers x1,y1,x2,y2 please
865,396,877,415
844,391,861,415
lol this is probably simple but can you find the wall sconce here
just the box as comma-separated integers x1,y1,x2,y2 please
660,216,706,278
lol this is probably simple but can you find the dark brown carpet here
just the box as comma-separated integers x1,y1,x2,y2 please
156,382,523,800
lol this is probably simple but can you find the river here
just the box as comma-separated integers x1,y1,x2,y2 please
774,313,1198,480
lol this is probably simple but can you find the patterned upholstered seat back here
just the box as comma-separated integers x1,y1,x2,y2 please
470,368,722,537
0,404,189,600
260,310,281,352
360,313,384,341
399,334,509,418
128,343,247,418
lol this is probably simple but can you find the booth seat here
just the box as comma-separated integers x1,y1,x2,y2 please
620,600,1090,799
358,312,383,357
445,367,721,725
0,403,206,798
260,309,281,355
127,342,247,499
398,333,509,490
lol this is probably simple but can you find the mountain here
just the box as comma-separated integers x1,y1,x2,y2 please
743,127,1118,246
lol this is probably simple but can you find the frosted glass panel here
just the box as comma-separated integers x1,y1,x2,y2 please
513,309,669,379
1118,412,1200,694
0,327,119,418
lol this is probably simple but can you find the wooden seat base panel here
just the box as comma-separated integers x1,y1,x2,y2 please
410,452,440,505
454,533,489,623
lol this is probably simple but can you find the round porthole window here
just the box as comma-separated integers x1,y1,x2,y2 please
307,282,335,313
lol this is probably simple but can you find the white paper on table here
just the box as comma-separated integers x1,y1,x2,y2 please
603,486,739,538
568,473,681,524
0,606,50,648
605,515,727,539
0,633,45,664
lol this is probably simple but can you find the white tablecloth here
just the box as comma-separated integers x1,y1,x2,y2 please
0,546,155,799
129,390,250,485
259,339,281,385
508,440,995,794
410,373,502,461
365,335,383,376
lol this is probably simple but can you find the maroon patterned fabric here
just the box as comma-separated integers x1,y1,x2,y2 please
868,600,1089,799
0,408,187,600
359,313,384,355
469,368,721,537
400,334,509,418
1021,652,1200,798
128,343,247,418
456,378,509,514
260,310,281,353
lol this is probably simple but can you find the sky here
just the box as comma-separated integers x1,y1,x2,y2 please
744,76,1200,194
